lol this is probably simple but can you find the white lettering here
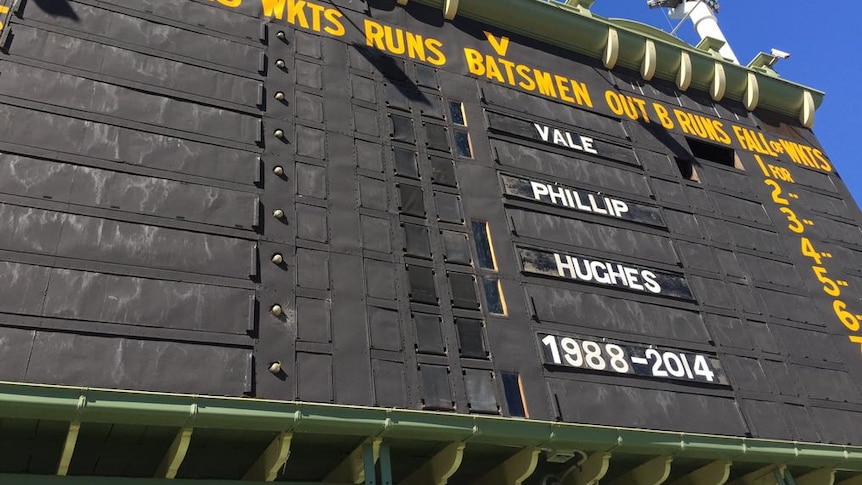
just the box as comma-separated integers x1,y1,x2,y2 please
624,267,644,290
611,199,629,217
555,253,576,279
588,194,608,215
535,124,551,141
642,271,661,293
531,181,549,200
591,261,610,284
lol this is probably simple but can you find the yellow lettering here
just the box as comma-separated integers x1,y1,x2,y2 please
498,58,516,86
534,70,556,98
757,132,778,156
288,0,309,29
631,97,649,123
674,109,694,136
307,2,324,32
483,31,510,57
464,48,485,75
555,75,574,103
606,91,624,117
425,38,446,66
406,31,425,61
732,125,749,150
383,26,405,54
485,56,504,83
653,103,674,129
215,0,242,7
364,19,385,50
516,65,536,91
712,120,731,145
261,0,287,19
813,148,832,172
571,80,592,108
323,8,345,36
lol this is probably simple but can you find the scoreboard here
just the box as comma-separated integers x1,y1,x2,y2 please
0,0,861,451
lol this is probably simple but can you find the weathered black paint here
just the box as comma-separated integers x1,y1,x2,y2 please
0,0,860,448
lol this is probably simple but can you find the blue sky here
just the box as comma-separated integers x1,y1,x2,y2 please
582,1,862,203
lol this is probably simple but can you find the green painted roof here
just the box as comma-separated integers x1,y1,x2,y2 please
410,0,824,125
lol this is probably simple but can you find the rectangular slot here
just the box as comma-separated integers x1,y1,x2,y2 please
471,221,498,270
481,277,508,316
454,131,473,158
687,138,744,170
501,372,529,418
449,101,467,126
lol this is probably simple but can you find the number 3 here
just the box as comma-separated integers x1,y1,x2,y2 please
779,207,804,233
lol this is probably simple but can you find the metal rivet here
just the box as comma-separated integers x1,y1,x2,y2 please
268,361,283,374
273,165,284,176
273,209,285,219
271,253,284,264
274,129,285,138
274,91,285,101
275,59,286,68
270,304,283,317
276,31,286,40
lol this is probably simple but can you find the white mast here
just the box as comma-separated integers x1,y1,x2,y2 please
649,0,739,64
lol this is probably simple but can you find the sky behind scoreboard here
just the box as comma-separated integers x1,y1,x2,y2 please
562,1,862,204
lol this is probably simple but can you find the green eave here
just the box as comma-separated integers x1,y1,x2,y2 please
409,0,825,125
1,381,862,483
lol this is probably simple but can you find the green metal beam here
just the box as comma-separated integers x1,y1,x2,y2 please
1,381,862,472
406,0,824,123
0,477,321,485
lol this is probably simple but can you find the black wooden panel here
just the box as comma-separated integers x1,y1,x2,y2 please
297,353,334,403
420,365,453,411
415,313,445,355
552,379,747,435
25,332,251,395
20,1,262,72
8,25,260,106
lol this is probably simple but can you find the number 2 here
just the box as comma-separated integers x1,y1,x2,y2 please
765,179,789,205
645,349,668,377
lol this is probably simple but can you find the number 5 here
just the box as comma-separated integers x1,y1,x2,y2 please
812,266,840,296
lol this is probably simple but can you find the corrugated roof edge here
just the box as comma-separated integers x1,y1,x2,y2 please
1,381,861,470
407,0,825,128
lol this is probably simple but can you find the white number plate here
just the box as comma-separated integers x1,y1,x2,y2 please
539,333,728,385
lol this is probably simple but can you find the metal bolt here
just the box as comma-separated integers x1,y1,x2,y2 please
274,91,285,101
272,165,284,176
271,253,284,264
274,129,285,138
268,361,283,374
276,31,286,40
273,209,285,219
270,304,283,317
275,59,286,69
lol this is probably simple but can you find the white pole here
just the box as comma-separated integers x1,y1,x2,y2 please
669,1,739,64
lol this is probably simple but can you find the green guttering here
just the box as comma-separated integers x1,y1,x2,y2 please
407,0,824,127
2,381,862,471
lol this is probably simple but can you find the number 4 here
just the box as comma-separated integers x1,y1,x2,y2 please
693,355,715,382
801,237,823,265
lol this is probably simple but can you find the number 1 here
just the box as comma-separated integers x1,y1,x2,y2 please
541,335,561,364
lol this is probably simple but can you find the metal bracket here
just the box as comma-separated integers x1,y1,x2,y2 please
324,437,382,484
155,427,194,479
471,447,540,485
669,460,731,485
242,432,292,482
561,452,611,485
606,455,673,485
401,442,465,485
